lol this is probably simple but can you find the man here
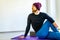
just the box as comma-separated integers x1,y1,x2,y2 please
20,2,60,39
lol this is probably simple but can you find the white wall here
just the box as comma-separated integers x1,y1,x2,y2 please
0,0,46,32
56,0,60,27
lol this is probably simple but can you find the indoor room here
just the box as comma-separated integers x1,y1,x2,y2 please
0,0,60,40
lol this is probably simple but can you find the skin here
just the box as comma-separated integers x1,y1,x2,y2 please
32,5,40,15
20,5,58,38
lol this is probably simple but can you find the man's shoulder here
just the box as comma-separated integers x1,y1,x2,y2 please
28,13,33,17
28,13,33,16
29,13,33,15
40,12,48,15
40,12,46,14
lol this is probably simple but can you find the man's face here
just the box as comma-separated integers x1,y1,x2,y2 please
32,5,37,13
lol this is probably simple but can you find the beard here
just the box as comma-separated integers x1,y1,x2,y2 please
32,9,37,13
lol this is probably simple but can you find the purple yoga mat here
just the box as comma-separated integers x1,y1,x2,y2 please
11,35,55,40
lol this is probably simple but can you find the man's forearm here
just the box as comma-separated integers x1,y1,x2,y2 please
53,22,58,28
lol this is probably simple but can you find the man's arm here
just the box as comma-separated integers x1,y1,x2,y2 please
53,22,58,28
44,13,58,28
19,15,31,38
24,15,31,37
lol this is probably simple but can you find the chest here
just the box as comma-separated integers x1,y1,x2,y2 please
31,15,45,22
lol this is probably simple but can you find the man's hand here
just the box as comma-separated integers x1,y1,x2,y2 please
19,35,26,38
58,27,60,30
53,22,58,28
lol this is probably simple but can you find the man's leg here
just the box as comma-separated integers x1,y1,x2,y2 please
47,32,60,39
36,20,50,38
47,21,60,40
46,21,60,39
36,20,59,38
50,21,59,32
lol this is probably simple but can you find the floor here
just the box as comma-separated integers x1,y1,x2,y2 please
0,31,25,40
0,30,60,40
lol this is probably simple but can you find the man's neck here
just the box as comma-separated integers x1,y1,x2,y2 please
34,10,40,15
